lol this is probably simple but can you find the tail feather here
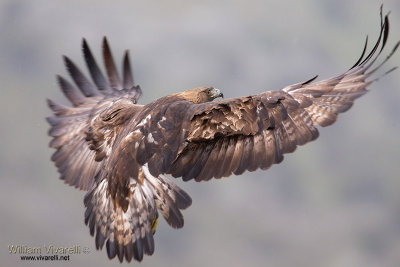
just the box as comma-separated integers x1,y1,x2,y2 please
84,178,158,263
83,167,191,263
142,164,192,228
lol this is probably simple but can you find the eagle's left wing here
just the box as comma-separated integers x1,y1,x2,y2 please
47,37,142,190
136,12,398,182
48,38,164,263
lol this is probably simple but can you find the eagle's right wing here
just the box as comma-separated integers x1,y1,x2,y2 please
47,38,142,191
131,11,398,182
167,12,399,182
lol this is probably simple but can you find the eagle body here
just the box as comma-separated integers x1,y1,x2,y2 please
47,11,398,263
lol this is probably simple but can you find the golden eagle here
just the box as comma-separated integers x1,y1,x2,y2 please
47,11,398,263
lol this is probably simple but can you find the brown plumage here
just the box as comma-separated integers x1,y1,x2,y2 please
47,10,398,263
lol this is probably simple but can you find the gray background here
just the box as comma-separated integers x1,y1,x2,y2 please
1,0,400,266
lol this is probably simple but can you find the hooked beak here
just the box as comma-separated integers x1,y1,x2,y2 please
211,88,224,99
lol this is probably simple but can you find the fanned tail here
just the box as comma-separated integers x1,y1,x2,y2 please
83,165,192,263
84,178,157,263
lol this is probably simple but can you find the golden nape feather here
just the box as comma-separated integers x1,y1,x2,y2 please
47,8,398,263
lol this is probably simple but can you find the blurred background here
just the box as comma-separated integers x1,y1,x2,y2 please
1,0,399,266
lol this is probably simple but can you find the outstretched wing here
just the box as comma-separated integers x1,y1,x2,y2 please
135,11,398,181
47,37,142,190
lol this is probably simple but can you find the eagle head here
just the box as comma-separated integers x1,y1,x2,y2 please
179,86,224,104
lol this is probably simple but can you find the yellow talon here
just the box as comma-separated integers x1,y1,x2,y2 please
151,216,158,234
